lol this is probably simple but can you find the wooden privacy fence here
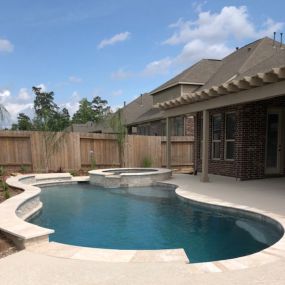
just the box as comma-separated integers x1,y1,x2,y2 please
0,131,194,172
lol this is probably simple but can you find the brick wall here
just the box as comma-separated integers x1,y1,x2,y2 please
195,95,285,180
185,116,194,136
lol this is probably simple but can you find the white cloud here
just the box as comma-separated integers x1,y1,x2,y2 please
192,1,207,13
142,57,172,76
60,91,80,116
141,6,284,77
0,38,14,53
5,102,33,121
0,89,11,102
258,18,284,38
0,88,34,126
98,31,131,49
112,90,123,97
111,68,133,80
36,83,47,92
174,39,232,66
69,76,82,83
17,88,31,101
163,6,276,46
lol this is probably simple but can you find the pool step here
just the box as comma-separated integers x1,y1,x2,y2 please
28,242,189,263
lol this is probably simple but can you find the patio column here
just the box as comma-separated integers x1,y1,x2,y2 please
166,117,171,169
201,110,209,182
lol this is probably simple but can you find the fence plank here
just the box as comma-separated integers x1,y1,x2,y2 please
0,131,194,171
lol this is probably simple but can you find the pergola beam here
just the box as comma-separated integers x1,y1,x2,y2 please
156,66,285,111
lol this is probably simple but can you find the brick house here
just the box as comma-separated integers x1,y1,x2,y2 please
155,37,285,180
127,58,223,136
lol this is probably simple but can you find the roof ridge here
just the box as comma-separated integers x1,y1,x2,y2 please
150,58,222,94
238,37,276,76
208,38,269,84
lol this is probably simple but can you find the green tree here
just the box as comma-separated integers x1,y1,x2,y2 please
32,86,70,131
72,98,94,124
51,107,70,131
16,113,34,130
31,87,70,172
32,86,60,131
72,96,110,124
92,96,111,119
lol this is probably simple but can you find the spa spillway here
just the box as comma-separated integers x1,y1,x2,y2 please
89,168,172,188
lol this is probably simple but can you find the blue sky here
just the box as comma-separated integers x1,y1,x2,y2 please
0,0,284,123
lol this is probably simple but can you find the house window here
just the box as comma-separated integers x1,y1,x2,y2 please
212,114,222,159
171,117,184,136
225,112,236,160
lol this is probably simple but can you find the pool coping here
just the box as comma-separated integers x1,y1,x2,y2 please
89,168,172,188
1,173,285,273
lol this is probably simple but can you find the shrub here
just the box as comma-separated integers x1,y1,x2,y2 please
69,170,78,176
4,188,10,199
0,180,10,200
20,165,28,173
0,166,5,177
91,158,96,169
142,157,152,168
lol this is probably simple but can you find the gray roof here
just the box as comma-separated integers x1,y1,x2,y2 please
122,93,153,125
129,107,165,125
66,120,114,133
150,59,222,95
200,37,285,90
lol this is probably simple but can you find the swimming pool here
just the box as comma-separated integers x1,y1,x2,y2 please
30,183,282,263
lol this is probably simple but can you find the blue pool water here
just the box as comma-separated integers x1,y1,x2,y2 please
30,183,282,263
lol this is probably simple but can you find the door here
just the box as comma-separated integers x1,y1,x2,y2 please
265,109,283,175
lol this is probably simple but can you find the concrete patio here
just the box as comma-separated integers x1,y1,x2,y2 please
1,174,285,285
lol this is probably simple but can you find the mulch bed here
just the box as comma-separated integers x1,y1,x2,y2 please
0,184,23,259
0,186,23,204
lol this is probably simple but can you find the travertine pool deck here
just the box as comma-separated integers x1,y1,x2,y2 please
1,174,285,284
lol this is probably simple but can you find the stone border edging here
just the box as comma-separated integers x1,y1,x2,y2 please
2,173,285,272
167,182,285,272
2,173,188,263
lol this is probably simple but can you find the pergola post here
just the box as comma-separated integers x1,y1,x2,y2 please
201,110,209,182
166,117,171,169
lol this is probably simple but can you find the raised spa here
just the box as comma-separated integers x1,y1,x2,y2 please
89,168,172,188
29,183,282,263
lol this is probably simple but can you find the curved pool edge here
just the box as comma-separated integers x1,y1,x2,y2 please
158,180,285,272
1,173,285,273
0,173,81,249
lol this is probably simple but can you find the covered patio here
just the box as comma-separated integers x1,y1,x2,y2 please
163,67,285,182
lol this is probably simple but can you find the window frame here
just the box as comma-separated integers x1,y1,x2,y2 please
211,113,222,160
224,112,236,161
171,116,185,136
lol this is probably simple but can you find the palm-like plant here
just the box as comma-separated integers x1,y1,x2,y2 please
0,104,9,126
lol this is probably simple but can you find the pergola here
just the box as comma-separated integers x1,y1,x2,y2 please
159,66,285,182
